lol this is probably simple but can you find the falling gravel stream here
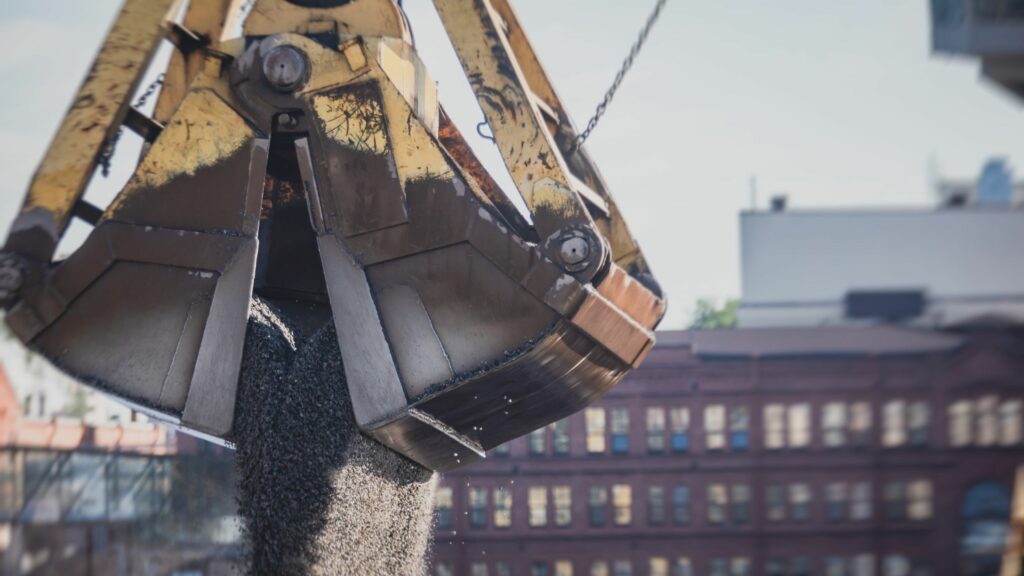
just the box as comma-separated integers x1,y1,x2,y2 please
232,298,437,575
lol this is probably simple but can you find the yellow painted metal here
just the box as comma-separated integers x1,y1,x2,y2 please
244,0,409,42
434,0,651,274
154,0,243,124
105,88,253,217
488,0,647,273
7,0,184,260
432,0,594,241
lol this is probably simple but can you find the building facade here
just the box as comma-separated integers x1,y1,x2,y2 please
430,325,1024,576
737,205,1024,328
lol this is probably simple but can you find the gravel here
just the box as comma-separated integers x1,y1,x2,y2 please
233,298,437,576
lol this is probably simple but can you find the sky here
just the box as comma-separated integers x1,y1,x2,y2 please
0,0,1021,332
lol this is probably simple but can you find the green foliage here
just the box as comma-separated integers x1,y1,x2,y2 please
690,298,739,329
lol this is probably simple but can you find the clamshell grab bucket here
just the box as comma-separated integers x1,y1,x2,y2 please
1,0,665,471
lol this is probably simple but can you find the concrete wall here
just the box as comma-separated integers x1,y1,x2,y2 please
738,208,1024,327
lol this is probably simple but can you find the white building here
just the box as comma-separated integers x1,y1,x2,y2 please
738,201,1024,328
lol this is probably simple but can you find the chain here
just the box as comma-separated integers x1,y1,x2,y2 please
569,0,667,153
99,74,165,177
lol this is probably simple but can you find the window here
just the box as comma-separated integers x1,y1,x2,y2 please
885,479,932,521
591,562,609,576
472,562,489,576
949,400,972,447
494,486,512,528
977,396,999,446
907,480,932,520
962,482,1013,575
648,486,665,525
436,486,453,529
730,407,750,450
589,487,607,526
824,402,847,447
1001,400,1022,446
555,560,574,576
826,557,846,576
883,400,906,447
884,481,906,520
711,558,751,576
674,558,693,576
613,561,632,576
437,561,455,576
529,486,548,527
611,408,630,454
826,482,847,521
851,482,873,520
469,487,488,528
708,483,728,525
672,485,690,525
731,484,751,525
705,405,726,450
765,403,811,449
908,401,930,446
850,402,873,446
553,419,571,455
765,404,786,449
670,408,690,452
647,407,666,452
612,484,632,525
532,562,550,576
789,483,812,521
789,404,811,448
497,562,513,576
883,555,909,576
766,484,786,522
530,427,546,456
650,558,669,576
554,486,572,527
587,408,607,454
789,557,810,576
853,554,876,576
492,442,511,457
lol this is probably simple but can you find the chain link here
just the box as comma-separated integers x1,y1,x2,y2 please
570,0,667,153
99,74,165,177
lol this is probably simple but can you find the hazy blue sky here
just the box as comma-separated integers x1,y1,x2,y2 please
0,0,1021,328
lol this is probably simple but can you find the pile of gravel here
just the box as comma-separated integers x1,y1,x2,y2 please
233,298,437,576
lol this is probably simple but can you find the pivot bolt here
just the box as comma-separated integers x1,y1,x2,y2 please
560,236,590,266
262,46,308,92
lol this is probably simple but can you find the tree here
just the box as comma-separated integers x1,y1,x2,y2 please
690,298,739,329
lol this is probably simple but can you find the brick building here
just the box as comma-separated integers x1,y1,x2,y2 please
430,324,1024,576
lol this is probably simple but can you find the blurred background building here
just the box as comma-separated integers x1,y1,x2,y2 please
432,323,1024,576
737,160,1024,329
930,0,1024,100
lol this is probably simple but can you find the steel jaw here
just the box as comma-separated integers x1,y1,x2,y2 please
2,0,666,472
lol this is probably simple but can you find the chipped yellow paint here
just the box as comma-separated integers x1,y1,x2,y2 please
153,0,243,124
375,63,454,185
106,89,252,215
16,0,182,247
432,0,650,275
312,87,391,155
431,0,591,241
245,0,408,42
